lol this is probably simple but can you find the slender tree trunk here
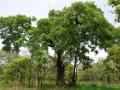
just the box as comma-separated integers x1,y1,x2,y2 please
107,75,110,85
28,60,32,87
20,74,23,85
100,78,103,84
71,57,77,86
56,51,65,86
37,72,41,87
76,66,78,85
42,67,46,82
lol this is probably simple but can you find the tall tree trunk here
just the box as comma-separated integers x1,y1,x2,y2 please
71,57,77,86
56,50,65,86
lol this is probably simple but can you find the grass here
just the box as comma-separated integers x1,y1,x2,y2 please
0,81,119,90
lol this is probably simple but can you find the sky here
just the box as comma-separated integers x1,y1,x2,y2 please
0,0,118,61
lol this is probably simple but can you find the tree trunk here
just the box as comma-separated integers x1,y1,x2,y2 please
56,51,65,86
37,72,43,87
71,57,77,86
28,60,32,87
107,75,110,85
76,66,78,85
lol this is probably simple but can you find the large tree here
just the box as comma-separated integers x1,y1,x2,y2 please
27,2,112,85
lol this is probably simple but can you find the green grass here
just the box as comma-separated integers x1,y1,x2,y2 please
0,81,119,90
0,81,13,88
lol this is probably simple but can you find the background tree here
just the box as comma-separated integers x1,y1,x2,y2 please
0,14,35,53
0,50,17,81
32,48,48,87
0,50,17,65
4,56,31,85
108,46,120,80
108,0,120,22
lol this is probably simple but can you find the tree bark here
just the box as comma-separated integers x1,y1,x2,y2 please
56,50,65,86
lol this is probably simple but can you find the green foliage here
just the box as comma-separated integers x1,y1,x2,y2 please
0,49,17,79
108,0,120,22
29,1,112,54
108,0,120,6
32,48,48,74
65,64,73,80
27,1,113,69
108,46,120,79
108,45,120,64
77,58,118,85
0,15,35,53
4,56,31,83
0,50,17,65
